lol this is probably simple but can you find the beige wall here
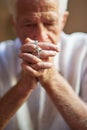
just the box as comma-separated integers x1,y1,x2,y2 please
0,1,16,42
0,0,87,42
64,0,87,33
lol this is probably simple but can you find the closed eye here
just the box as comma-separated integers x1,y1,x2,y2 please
24,22,36,27
44,21,58,26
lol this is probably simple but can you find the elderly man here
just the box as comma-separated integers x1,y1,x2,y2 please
0,0,87,130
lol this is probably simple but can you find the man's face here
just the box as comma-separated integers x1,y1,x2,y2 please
15,0,66,44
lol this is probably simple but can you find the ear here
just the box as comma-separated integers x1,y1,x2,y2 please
10,13,17,33
61,11,69,30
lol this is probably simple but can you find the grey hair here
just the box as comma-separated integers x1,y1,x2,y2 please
7,0,68,19
59,0,68,14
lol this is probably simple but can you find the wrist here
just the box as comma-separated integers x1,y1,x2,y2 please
38,67,58,87
17,72,37,95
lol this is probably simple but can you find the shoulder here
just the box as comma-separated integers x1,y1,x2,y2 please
61,32,87,41
60,32,87,61
0,38,21,55
0,38,21,65
60,32,87,92
61,32,87,49
0,38,21,48
61,31,87,62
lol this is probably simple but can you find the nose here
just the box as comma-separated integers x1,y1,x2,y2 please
33,23,48,42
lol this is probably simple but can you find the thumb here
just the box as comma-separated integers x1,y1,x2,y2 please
25,37,34,44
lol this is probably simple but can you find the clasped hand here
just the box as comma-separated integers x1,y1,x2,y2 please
19,38,59,81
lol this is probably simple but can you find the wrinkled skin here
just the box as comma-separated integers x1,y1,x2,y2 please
16,0,65,44
14,0,68,78
1,1,87,130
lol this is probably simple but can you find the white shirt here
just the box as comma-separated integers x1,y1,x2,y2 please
0,32,87,130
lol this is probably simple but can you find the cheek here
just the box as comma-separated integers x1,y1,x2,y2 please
17,27,34,43
48,26,61,44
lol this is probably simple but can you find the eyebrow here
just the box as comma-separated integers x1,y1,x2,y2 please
21,12,59,22
41,12,59,21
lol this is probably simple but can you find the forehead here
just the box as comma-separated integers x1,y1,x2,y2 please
17,0,59,14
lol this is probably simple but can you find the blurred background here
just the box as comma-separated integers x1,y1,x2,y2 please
0,0,87,42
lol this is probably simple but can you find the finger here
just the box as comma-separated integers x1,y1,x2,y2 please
38,42,59,52
39,50,57,59
21,63,40,77
25,37,34,44
20,44,37,53
31,62,53,71
21,37,37,53
19,53,41,64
